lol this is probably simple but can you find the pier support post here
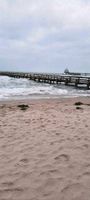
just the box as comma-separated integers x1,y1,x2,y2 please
87,79,90,89
56,80,58,84
75,79,79,87
65,78,68,85
87,83,89,89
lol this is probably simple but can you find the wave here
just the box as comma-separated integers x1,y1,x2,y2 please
0,76,90,100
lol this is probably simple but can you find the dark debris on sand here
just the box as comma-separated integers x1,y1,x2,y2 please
74,101,90,110
74,102,84,106
76,106,83,110
17,104,29,111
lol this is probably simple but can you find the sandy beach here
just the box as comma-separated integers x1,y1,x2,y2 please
0,97,90,200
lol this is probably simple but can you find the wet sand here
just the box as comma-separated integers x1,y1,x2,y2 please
0,97,90,200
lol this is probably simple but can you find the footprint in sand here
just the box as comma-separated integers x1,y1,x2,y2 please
61,183,84,199
54,154,70,163
2,181,14,187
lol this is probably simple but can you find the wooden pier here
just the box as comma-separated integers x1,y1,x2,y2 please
0,71,90,89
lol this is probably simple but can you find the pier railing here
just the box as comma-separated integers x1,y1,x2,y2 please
0,71,90,89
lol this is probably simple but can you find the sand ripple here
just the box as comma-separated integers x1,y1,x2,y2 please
0,98,90,200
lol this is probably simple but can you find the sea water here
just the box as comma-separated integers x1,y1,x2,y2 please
0,76,90,100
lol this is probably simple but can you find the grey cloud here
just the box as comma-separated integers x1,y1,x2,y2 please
0,0,90,72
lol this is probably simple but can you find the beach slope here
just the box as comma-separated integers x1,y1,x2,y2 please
0,97,90,200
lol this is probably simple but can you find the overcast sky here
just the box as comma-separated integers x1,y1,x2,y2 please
0,0,90,73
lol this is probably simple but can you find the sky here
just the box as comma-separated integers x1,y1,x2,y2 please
0,0,90,73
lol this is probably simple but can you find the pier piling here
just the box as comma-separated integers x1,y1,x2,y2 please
0,71,90,89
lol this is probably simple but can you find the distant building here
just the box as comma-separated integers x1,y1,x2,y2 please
64,68,69,74
64,68,82,76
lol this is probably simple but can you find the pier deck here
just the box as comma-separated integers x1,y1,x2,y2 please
0,71,90,89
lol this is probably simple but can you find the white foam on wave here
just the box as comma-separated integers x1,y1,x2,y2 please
0,85,68,99
0,76,90,100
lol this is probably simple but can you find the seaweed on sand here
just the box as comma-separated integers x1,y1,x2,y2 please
76,106,83,110
17,104,29,111
74,102,83,106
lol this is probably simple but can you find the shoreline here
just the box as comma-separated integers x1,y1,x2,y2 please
0,95,90,104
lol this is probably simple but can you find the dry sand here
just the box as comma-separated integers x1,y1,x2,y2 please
0,97,90,200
